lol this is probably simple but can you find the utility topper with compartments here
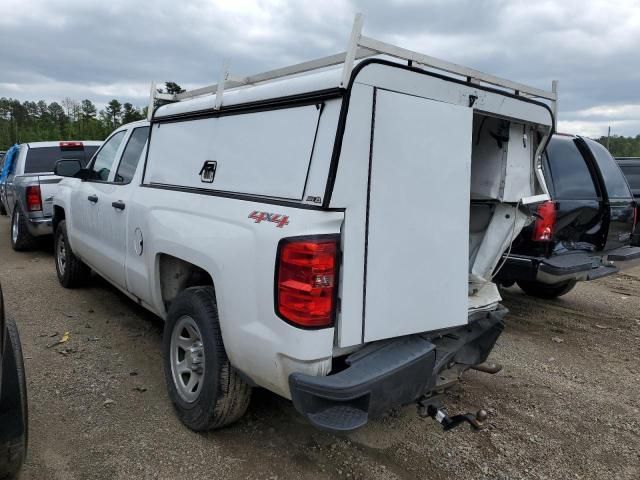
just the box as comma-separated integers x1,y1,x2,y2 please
52,14,557,433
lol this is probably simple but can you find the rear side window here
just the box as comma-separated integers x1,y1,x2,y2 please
24,145,97,174
585,139,632,199
544,137,597,200
619,165,640,191
115,127,149,184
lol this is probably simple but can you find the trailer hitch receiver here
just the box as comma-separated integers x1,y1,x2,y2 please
418,399,487,431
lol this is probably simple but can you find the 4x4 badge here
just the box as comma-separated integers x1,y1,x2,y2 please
248,211,290,228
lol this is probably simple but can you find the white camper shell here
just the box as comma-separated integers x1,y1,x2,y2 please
53,15,556,433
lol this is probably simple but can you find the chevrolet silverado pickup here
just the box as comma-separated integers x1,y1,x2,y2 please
50,16,558,433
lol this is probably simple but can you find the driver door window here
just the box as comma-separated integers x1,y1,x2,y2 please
89,131,126,181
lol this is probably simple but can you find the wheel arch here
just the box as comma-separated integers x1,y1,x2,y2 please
52,205,65,233
156,253,216,314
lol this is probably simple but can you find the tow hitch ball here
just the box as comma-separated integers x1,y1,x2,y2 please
417,400,487,431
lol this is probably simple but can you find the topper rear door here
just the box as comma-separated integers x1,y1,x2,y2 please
363,89,472,342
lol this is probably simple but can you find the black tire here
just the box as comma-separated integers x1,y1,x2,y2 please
0,318,28,480
54,220,90,288
0,202,6,216
10,208,37,252
163,286,251,431
517,279,577,299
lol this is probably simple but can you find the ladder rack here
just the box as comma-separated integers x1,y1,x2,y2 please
148,13,558,125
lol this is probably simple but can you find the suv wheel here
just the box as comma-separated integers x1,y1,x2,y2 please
0,318,28,479
163,286,251,431
0,202,6,216
54,220,90,288
516,279,577,299
10,208,36,252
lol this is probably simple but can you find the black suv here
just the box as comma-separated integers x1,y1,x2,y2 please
0,283,27,479
495,134,640,298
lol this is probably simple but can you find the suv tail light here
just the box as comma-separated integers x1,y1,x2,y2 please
25,185,42,212
532,200,556,242
276,237,339,328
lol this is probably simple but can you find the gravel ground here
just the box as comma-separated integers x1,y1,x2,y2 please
0,215,639,479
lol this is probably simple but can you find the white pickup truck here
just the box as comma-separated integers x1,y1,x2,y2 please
52,17,557,433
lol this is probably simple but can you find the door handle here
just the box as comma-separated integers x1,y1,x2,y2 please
88,195,98,203
112,201,125,211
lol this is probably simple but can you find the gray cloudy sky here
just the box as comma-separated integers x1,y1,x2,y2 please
1,0,639,137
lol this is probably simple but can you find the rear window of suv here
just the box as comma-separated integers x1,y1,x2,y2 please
24,145,99,174
585,139,632,199
544,137,598,200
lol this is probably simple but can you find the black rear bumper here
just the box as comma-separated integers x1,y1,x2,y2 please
289,308,506,432
497,245,640,286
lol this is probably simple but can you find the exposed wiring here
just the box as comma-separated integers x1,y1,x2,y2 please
490,198,522,281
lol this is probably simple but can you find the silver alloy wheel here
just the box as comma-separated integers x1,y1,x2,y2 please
11,211,19,244
170,315,205,403
56,232,66,276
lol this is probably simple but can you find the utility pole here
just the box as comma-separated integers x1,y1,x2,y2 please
606,125,611,150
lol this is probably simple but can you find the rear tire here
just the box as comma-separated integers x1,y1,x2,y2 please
0,202,6,216
10,208,37,252
0,318,28,479
163,286,251,431
54,220,90,288
517,279,577,299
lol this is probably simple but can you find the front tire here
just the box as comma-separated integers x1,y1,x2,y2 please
517,279,577,299
0,317,28,479
10,208,37,252
163,286,251,431
0,202,6,216
55,220,90,288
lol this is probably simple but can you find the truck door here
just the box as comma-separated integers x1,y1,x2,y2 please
102,126,149,292
70,130,127,280
580,138,636,251
363,89,472,343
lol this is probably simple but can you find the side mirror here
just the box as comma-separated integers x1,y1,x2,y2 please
54,159,83,178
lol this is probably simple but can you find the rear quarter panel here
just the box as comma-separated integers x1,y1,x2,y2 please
127,186,344,397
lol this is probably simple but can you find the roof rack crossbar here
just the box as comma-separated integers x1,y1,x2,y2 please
148,13,557,123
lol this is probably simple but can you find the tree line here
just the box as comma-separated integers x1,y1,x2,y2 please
594,134,640,158
0,82,184,150
1,84,639,157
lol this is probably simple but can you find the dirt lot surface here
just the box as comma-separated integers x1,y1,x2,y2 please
0,216,638,479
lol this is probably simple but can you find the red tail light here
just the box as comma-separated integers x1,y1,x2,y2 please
59,141,83,150
532,200,556,242
276,237,339,328
25,185,42,212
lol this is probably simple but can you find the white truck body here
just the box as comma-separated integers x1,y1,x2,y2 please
52,18,556,432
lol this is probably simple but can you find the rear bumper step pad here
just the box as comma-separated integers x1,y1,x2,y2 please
289,307,506,432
